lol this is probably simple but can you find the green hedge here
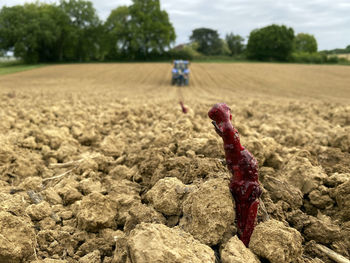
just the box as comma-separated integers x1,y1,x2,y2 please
289,52,348,64
168,49,194,60
290,52,326,63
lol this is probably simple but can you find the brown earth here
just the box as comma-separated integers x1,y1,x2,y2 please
0,63,350,263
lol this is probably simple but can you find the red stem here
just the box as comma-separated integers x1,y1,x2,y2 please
179,101,188,114
208,103,261,247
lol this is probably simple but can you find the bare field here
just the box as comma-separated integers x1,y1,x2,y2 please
1,63,350,102
1,63,350,263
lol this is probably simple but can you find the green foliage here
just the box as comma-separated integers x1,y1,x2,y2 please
105,0,175,60
190,28,223,56
129,0,175,58
221,39,231,56
2,1,344,65
290,52,326,64
225,33,244,56
346,45,350,53
59,0,102,61
247,24,294,61
326,55,339,63
168,43,201,60
0,61,44,75
0,4,68,63
289,52,348,64
191,55,246,62
294,33,317,53
0,0,103,63
0,0,174,62
323,45,350,55
104,6,131,59
181,43,201,58
168,49,193,60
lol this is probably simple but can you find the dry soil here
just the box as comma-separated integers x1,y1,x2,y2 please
0,63,350,263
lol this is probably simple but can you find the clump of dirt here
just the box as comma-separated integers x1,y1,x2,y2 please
1,67,350,263
180,177,236,246
125,223,216,263
0,211,36,263
145,177,190,216
250,219,303,263
220,236,260,263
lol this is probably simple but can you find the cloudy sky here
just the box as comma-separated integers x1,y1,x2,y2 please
2,0,350,50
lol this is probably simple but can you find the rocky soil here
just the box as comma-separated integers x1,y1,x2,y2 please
0,63,350,263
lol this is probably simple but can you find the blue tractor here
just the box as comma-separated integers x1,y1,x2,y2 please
171,60,190,86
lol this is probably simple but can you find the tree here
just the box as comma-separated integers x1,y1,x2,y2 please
345,45,350,53
247,24,294,61
0,4,69,63
104,6,132,59
294,33,317,53
190,28,223,56
59,0,102,61
0,1,102,63
38,4,71,62
129,0,175,59
0,0,176,62
105,0,175,59
225,33,244,56
221,39,231,56
0,6,24,59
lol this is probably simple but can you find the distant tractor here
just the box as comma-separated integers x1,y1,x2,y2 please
171,60,190,86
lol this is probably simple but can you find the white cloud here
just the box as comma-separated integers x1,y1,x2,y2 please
1,0,349,50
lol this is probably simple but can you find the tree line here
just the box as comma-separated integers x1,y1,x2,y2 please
187,26,342,64
175,25,348,64
0,0,348,63
0,0,175,63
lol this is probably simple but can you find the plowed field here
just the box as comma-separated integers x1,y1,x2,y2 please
1,63,350,101
1,63,350,263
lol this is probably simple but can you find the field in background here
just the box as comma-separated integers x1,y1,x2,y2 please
1,63,350,103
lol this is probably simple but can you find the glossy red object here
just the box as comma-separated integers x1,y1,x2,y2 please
179,101,188,114
208,103,262,247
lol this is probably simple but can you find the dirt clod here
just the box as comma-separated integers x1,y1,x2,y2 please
249,219,303,263
126,223,215,263
0,211,35,263
145,177,188,216
220,236,261,263
333,180,350,220
76,192,117,232
180,178,236,246
26,201,52,221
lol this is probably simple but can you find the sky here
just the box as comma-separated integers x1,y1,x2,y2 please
2,0,350,50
